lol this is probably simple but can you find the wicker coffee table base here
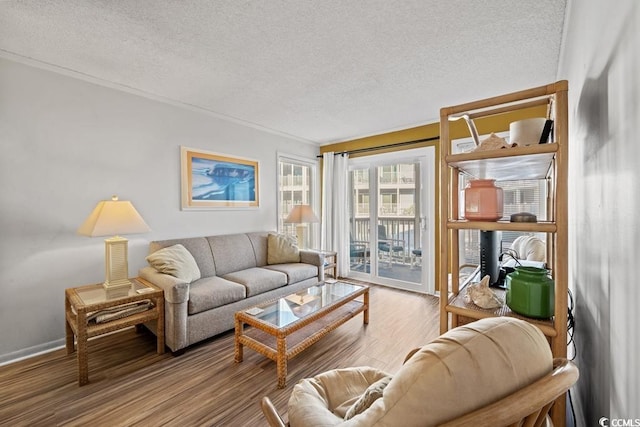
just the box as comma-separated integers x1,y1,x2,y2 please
234,286,369,388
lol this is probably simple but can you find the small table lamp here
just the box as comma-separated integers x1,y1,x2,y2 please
78,195,151,292
284,204,319,248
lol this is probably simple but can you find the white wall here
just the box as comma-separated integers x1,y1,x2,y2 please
558,0,639,423
0,57,318,362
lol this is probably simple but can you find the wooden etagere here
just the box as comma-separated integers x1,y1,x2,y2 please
438,81,569,426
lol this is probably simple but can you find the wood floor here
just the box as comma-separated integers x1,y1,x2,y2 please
0,283,440,426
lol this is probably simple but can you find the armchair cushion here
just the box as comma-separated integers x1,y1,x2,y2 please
361,317,552,426
285,317,552,427
146,244,201,283
288,367,390,426
267,233,301,265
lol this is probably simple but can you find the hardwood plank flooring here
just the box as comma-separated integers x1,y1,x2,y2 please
0,283,439,426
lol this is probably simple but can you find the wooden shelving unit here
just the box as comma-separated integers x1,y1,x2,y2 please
438,81,569,426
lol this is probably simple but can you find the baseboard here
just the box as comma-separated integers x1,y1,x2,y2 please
0,327,139,367
0,339,65,367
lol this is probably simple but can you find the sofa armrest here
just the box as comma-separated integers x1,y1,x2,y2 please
300,250,326,281
299,250,324,267
139,266,190,304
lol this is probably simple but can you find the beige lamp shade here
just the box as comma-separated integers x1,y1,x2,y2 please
284,205,318,249
284,205,319,224
78,196,150,294
78,195,151,237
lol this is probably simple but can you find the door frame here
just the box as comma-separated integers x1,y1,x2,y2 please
347,147,435,294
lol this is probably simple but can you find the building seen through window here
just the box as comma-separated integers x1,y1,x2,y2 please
277,157,317,248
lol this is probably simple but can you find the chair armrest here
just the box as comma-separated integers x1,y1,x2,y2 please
439,359,579,427
379,238,405,247
351,240,370,250
138,266,190,304
261,396,287,427
378,238,405,258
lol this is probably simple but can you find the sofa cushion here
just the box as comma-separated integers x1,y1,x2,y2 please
187,276,246,315
146,244,201,283
223,267,287,297
267,233,300,264
246,232,269,267
207,234,257,276
149,237,216,277
264,263,318,285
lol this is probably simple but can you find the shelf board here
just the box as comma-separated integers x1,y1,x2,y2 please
447,220,557,232
446,143,557,180
446,290,557,337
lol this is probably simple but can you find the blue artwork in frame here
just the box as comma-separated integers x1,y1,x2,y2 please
181,146,259,209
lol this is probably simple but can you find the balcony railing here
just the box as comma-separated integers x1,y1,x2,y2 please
280,175,307,187
350,217,421,265
379,174,415,185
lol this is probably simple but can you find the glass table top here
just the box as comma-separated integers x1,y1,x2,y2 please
245,281,365,328
74,279,155,306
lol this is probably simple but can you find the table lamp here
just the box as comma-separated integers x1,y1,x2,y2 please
78,195,151,292
284,204,319,248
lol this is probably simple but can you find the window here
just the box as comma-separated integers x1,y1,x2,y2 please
277,154,318,248
357,191,370,216
379,190,397,215
459,178,547,266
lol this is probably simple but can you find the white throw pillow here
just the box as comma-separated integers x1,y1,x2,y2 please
146,244,201,283
267,233,300,264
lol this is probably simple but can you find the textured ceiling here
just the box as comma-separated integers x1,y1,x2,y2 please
0,0,567,145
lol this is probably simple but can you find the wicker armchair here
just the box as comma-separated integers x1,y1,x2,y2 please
261,318,579,427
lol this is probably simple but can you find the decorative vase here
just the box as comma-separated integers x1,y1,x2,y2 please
506,266,554,319
464,179,503,221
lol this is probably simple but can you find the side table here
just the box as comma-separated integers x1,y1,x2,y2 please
65,277,164,385
312,250,337,279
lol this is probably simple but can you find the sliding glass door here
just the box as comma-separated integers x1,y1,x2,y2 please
348,147,435,294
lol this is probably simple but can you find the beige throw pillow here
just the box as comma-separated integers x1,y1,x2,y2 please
267,233,300,264
344,375,392,420
146,244,201,283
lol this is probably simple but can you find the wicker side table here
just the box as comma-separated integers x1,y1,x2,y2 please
64,277,164,385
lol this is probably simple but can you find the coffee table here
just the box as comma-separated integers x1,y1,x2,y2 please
234,281,369,388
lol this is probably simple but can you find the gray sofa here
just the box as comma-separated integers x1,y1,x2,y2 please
139,231,325,353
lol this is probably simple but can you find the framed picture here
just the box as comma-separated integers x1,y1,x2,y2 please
180,146,259,210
